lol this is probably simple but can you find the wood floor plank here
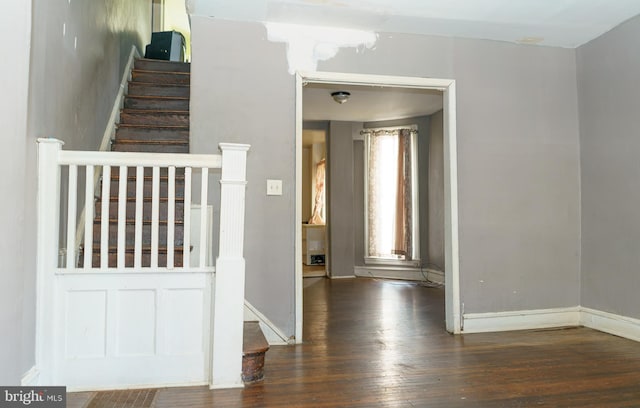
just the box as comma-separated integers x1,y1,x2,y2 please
77,277,640,407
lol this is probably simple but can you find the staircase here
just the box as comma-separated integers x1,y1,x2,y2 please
79,57,269,383
114,59,190,154
79,58,190,268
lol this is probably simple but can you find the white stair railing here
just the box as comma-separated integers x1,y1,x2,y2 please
35,138,250,388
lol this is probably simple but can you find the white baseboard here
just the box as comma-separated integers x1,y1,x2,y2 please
244,300,292,345
21,366,39,386
580,307,640,342
329,275,356,279
462,307,581,333
209,382,244,390
424,268,444,284
462,305,640,342
354,265,438,282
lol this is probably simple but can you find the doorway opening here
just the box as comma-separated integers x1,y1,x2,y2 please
295,72,460,342
151,0,192,61
302,126,328,278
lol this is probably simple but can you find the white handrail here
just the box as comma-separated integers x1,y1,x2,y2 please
60,151,222,168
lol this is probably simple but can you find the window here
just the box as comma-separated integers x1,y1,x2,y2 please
363,126,420,265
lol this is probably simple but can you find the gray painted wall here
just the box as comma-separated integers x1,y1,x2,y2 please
190,18,296,334
325,34,581,314
29,0,152,150
189,17,581,336
0,0,151,384
0,1,33,386
327,122,358,277
577,14,640,319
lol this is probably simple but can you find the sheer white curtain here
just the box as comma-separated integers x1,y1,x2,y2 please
308,158,326,224
365,128,417,261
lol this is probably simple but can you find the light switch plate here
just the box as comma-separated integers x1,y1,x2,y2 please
267,179,283,196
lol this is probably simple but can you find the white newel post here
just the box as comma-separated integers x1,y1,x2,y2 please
211,143,250,389
35,138,64,385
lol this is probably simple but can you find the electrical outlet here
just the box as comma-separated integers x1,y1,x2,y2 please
267,179,283,196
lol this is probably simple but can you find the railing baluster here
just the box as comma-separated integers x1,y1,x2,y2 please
100,166,111,268
51,148,232,272
167,166,175,269
199,168,209,268
183,167,192,268
117,166,127,268
66,165,78,269
151,166,160,268
134,166,144,268
83,165,94,269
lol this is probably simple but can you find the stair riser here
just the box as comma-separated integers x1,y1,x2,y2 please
242,353,266,383
112,142,189,154
124,97,189,111
116,127,189,141
95,201,185,222
131,70,190,85
134,59,190,73
120,111,189,127
92,223,184,247
128,82,189,98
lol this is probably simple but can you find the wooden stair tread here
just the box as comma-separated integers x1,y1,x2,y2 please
116,124,189,130
126,94,189,100
136,58,190,66
129,81,189,88
121,109,190,114
113,139,188,145
242,322,269,383
117,123,189,130
243,322,269,355
133,69,191,76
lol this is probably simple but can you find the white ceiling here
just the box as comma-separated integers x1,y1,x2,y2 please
191,0,640,48
303,83,442,122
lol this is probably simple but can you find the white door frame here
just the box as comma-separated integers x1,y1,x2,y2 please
294,71,461,341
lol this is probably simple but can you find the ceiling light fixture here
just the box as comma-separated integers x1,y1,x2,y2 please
331,91,351,104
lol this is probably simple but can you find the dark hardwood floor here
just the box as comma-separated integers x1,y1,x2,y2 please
71,277,640,407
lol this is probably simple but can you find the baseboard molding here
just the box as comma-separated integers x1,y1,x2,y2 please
69,381,209,393
329,275,356,279
244,300,292,345
354,265,437,282
580,307,640,342
424,268,444,284
462,307,581,333
21,366,39,386
209,382,244,390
